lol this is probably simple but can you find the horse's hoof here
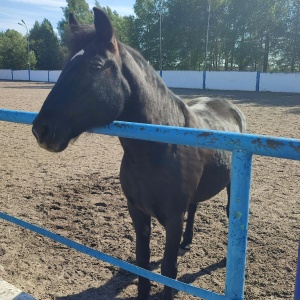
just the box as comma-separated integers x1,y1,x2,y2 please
178,244,191,256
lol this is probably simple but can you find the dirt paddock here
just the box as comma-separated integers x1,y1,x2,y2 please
0,81,299,300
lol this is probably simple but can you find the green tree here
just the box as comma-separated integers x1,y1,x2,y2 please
280,0,300,71
30,19,64,70
57,0,135,52
205,0,288,71
0,29,36,69
95,2,135,45
52,0,299,72
133,0,167,69
251,0,288,72
57,0,93,47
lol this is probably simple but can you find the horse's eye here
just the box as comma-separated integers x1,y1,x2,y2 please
91,62,103,71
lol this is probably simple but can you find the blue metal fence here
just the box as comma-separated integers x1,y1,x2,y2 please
0,108,299,300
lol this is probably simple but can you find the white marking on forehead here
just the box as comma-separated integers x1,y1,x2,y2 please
71,49,85,61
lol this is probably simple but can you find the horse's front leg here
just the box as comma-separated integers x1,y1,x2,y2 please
128,201,151,300
161,213,184,300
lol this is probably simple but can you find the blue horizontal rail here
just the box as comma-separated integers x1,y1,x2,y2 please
0,109,299,160
0,108,299,299
0,211,223,300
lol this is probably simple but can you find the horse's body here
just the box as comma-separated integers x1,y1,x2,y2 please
32,8,246,300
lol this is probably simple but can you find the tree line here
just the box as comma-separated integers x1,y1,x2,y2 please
0,0,299,72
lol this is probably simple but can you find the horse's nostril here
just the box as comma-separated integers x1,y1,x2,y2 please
32,126,39,140
32,124,50,142
41,125,49,138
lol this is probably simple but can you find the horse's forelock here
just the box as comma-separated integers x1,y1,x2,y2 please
67,24,118,57
67,25,97,55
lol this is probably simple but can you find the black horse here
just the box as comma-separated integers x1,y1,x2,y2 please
32,8,246,300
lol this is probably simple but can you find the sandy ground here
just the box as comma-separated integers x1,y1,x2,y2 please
0,81,299,300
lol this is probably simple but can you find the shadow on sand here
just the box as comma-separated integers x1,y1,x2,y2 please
2,82,54,89
57,258,226,300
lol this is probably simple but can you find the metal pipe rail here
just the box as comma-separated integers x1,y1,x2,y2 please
1,108,299,300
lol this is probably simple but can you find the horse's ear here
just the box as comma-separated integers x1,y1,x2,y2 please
93,7,113,44
69,12,80,33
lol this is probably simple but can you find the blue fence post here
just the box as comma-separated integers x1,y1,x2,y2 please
256,70,260,92
225,150,253,299
11,70,13,81
203,70,206,89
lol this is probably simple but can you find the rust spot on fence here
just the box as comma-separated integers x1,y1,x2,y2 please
114,123,129,129
230,138,241,146
197,132,213,138
289,142,300,152
234,211,242,219
266,139,285,150
251,138,263,147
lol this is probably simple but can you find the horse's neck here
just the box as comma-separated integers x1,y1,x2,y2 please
119,44,189,127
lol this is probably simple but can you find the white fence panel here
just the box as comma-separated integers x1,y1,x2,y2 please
12,70,29,81
49,71,61,82
30,70,49,82
1,69,300,93
260,73,300,93
160,71,203,89
206,71,257,91
0,69,13,80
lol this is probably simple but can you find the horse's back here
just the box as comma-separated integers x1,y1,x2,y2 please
187,97,246,133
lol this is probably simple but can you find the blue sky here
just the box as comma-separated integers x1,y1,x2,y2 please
0,0,135,35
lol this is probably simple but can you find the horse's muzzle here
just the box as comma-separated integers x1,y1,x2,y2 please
32,121,68,152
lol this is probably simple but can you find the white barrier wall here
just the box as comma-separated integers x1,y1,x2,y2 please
12,70,29,81
0,69,12,80
206,71,257,91
30,70,49,82
49,70,61,82
0,69,299,93
260,73,300,93
0,70,61,83
159,71,203,89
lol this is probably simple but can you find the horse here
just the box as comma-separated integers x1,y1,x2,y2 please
32,7,246,300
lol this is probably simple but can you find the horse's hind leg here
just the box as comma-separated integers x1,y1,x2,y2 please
128,201,151,300
226,183,231,218
179,203,197,254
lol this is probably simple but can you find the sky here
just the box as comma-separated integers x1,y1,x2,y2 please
0,0,135,35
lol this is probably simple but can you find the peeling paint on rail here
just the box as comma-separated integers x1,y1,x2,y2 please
0,109,299,160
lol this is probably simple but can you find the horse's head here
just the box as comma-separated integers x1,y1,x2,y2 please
32,8,130,152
